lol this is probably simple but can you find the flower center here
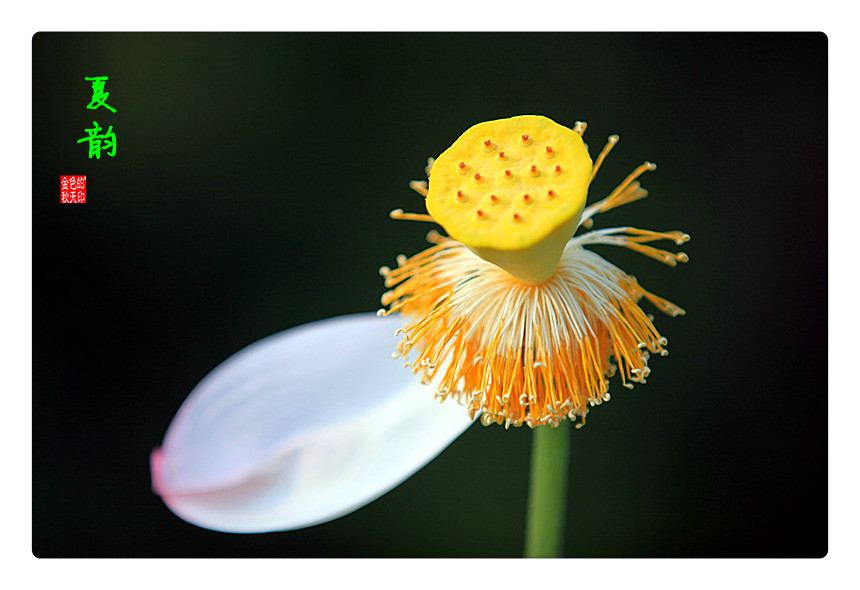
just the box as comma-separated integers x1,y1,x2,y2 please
425,115,593,284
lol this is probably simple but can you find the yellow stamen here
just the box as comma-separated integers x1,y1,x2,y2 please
409,180,428,197
389,209,436,223
588,134,619,185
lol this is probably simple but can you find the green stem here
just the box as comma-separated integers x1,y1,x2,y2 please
524,420,571,558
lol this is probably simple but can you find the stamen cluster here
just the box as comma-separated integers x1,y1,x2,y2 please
380,232,684,428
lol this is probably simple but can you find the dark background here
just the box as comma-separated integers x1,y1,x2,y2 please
32,33,826,557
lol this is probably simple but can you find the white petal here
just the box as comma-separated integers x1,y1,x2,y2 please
151,312,473,533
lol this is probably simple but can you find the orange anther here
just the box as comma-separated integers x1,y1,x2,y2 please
504,170,513,178
523,194,532,203
456,190,468,202
547,189,556,200
512,213,522,222
484,140,492,146
554,165,563,174
529,165,540,177
474,173,483,182
490,194,499,203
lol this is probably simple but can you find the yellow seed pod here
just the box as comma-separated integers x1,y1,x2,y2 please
426,115,593,284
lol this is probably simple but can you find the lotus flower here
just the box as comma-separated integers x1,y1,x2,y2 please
152,115,687,542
